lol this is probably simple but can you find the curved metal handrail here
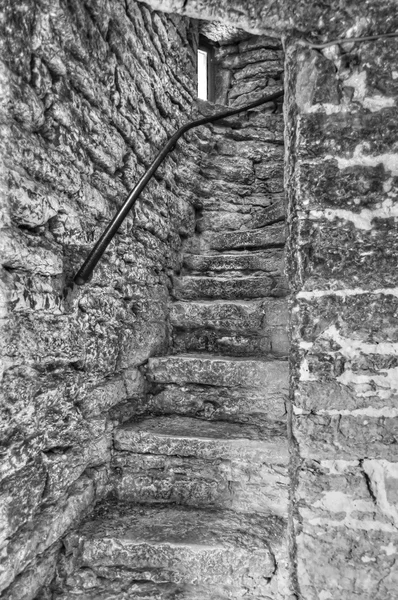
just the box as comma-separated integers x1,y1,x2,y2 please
74,88,284,285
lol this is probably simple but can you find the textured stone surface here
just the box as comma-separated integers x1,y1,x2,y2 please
1,8,291,597
206,223,286,251
285,31,398,600
147,383,287,423
60,502,286,599
0,0,197,594
148,354,288,391
112,416,288,514
173,274,287,300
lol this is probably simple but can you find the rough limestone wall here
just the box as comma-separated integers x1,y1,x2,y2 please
213,35,284,108
285,37,398,599
0,0,197,597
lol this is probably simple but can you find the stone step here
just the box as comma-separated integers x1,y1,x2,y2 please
207,223,285,251
171,328,274,357
147,383,287,423
169,299,287,334
146,355,289,392
196,199,285,233
54,580,232,599
114,416,287,459
173,274,288,300
112,416,288,515
183,249,284,273
62,502,286,598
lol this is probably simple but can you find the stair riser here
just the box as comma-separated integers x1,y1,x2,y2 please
173,276,288,301
208,223,285,251
169,299,288,334
114,431,288,465
183,251,284,273
147,356,289,390
148,385,287,422
172,328,288,357
75,542,275,593
111,453,288,515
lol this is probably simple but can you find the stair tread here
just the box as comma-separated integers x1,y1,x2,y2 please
69,501,285,550
147,354,288,390
149,353,286,364
55,581,232,600
116,415,286,443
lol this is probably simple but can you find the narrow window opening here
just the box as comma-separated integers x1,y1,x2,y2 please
197,48,208,100
197,37,215,102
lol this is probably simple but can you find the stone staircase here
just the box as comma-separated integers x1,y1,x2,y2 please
53,114,289,599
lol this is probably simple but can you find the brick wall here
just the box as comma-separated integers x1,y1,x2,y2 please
0,0,198,596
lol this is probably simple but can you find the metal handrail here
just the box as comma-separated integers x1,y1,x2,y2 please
74,88,284,285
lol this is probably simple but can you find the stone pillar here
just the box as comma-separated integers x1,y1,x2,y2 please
285,37,398,599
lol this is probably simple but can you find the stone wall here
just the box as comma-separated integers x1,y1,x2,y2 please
213,35,284,107
285,37,398,600
0,0,198,596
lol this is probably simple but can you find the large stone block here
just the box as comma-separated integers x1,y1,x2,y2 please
112,449,288,515
147,355,289,391
207,223,286,250
148,382,287,423
63,502,285,597
173,274,286,300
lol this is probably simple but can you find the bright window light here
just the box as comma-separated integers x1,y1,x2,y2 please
197,49,207,100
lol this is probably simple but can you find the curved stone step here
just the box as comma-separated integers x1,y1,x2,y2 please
114,416,287,459
208,223,285,251
148,383,287,422
112,416,288,514
170,299,287,333
172,328,273,357
196,200,284,233
173,274,287,300
54,580,232,600
63,502,286,598
183,249,284,273
147,355,289,391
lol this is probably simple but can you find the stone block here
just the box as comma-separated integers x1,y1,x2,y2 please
111,449,288,515
173,274,285,300
64,502,285,596
207,223,286,250
294,413,398,460
147,355,289,392
148,382,287,423
183,250,284,273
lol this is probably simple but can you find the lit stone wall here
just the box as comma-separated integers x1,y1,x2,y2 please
213,35,283,107
0,0,197,595
285,38,398,599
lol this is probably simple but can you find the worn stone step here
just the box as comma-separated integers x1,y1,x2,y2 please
195,200,285,233
114,416,287,459
54,580,231,599
147,383,287,423
173,274,288,300
171,328,275,357
63,502,286,598
183,250,284,273
146,355,289,391
208,223,285,251
112,416,288,514
169,299,289,356
169,299,287,334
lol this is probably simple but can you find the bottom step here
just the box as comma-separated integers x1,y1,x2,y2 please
54,580,232,599
60,502,287,599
